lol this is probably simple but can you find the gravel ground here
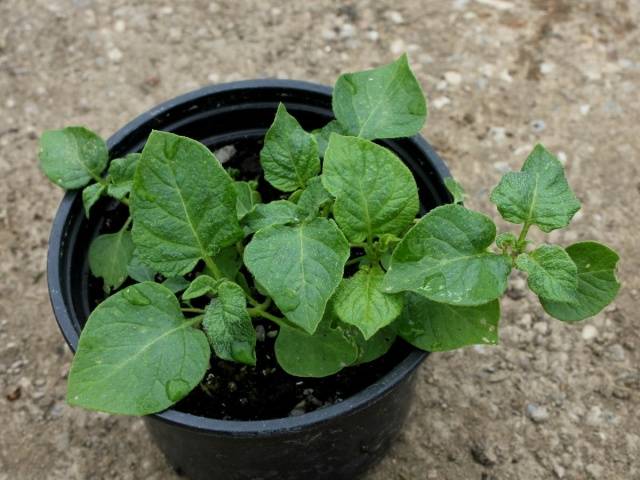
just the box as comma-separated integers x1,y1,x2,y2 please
1,1,639,479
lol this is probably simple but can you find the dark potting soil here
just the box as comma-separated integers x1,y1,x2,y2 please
86,137,412,421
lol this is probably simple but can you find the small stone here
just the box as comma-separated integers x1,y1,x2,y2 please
493,161,510,174
267,330,278,339
213,145,236,164
5,98,15,108
444,71,462,86
321,29,336,40
207,73,220,83
386,10,404,24
553,463,566,478
390,38,406,55
168,27,182,42
580,104,591,115
557,151,567,165
607,344,625,361
531,119,546,132
499,70,513,83
519,313,533,328
470,442,496,466
339,23,356,38
581,325,598,341
5,386,21,401
540,62,555,75
365,30,379,41
585,406,602,426
490,126,507,143
107,47,123,62
533,322,549,335
586,464,604,479
255,325,266,342
432,96,450,109
159,6,173,15
114,20,126,32
526,403,550,423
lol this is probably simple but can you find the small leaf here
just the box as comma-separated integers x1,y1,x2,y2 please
341,323,396,365
89,226,135,292
312,120,348,156
495,232,517,251
67,282,210,415
242,200,302,234
332,54,427,139
516,245,577,302
490,144,581,232
382,204,512,306
202,281,256,366
131,131,242,277
244,217,349,334
82,183,106,218
161,276,190,293
260,103,320,192
183,275,220,300
107,153,140,200
127,252,156,282
397,293,500,351
334,266,404,339
322,134,419,242
540,241,620,322
296,176,333,219
444,177,465,204
39,127,108,189
275,307,358,377
233,181,261,220
210,245,243,279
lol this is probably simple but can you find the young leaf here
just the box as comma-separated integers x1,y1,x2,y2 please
241,200,302,234
516,245,577,302
88,227,135,292
127,252,156,282
82,183,105,217
107,153,140,200
296,176,333,219
382,204,512,306
161,276,190,293
540,241,620,322
322,135,419,242
275,307,358,377
444,177,465,204
334,265,404,339
131,131,242,277
312,120,348,157
397,293,500,351
183,275,220,300
244,217,349,334
210,245,243,280
233,181,261,220
39,127,108,189
332,54,427,140
341,323,396,365
67,282,210,415
260,103,320,192
202,281,256,366
495,232,517,251
490,145,581,232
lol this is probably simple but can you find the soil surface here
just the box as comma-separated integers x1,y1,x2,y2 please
1,1,639,479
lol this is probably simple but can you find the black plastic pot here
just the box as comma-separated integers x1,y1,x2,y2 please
47,80,452,480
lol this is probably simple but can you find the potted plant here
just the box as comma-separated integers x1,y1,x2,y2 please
40,55,620,480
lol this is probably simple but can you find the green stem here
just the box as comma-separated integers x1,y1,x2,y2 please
119,196,130,206
120,216,132,232
346,256,363,266
516,222,531,252
186,314,205,327
248,308,286,326
181,307,205,314
203,255,223,280
349,242,367,249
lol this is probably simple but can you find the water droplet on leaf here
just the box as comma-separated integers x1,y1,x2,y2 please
123,287,151,306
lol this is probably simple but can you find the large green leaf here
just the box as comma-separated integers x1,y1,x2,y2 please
516,245,577,302
540,242,620,322
490,144,581,232
397,293,500,351
202,281,256,366
241,200,302,234
107,153,140,200
332,54,427,140
322,134,419,242
334,265,404,339
82,183,105,217
382,204,512,306
88,227,135,292
260,103,320,192
39,127,108,189
244,217,349,334
67,282,210,415
130,131,242,277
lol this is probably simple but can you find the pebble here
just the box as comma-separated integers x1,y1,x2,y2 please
390,39,406,55
339,23,356,38
444,71,462,86
553,463,566,478
540,62,555,75
386,11,404,24
321,29,336,40
531,119,546,132
493,161,510,174
366,30,379,41
607,344,625,361
214,145,236,164
476,0,514,10
533,322,549,335
432,96,450,109
499,70,513,83
519,313,533,328
267,330,278,339
580,104,591,116
107,47,123,62
255,325,266,342
586,463,604,479
114,20,125,33
526,403,550,423
581,325,598,341
557,151,567,165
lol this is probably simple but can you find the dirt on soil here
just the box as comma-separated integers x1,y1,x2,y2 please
1,1,639,479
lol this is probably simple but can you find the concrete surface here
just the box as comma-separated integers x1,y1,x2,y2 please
1,0,639,479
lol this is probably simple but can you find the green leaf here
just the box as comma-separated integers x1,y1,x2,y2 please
39,127,108,189
540,242,620,322
161,276,190,293
107,153,140,200
516,245,577,302
495,232,517,251
233,181,261,220
397,293,500,351
332,54,427,140
382,204,512,306
127,252,156,282
202,281,256,366
444,177,465,204
241,200,302,234
131,131,242,277
275,307,358,377
312,120,349,156
183,274,220,300
296,176,333,219
244,217,349,334
67,282,210,415
82,183,105,218
260,103,320,192
88,227,135,292
341,323,396,364
322,134,419,242
334,265,404,339
490,144,581,232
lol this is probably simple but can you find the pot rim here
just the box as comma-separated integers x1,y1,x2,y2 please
47,78,446,436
